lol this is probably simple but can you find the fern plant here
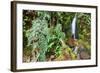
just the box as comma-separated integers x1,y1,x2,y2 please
25,11,51,61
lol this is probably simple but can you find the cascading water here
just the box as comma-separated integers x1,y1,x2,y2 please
71,14,78,54
71,15,77,39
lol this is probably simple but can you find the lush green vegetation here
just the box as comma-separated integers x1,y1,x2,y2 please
23,10,91,62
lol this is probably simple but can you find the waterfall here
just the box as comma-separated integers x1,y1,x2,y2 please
71,14,79,54
71,15,77,39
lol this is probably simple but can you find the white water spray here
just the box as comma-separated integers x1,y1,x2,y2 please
71,15,77,39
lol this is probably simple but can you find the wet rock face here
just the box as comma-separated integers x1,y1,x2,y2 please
79,51,90,59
